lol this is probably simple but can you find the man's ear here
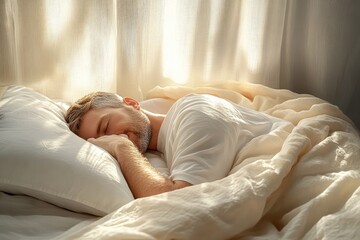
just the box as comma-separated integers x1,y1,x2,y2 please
123,97,141,110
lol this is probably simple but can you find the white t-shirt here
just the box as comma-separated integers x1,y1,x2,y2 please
157,94,284,185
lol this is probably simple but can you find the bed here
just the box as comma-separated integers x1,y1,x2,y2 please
0,82,359,239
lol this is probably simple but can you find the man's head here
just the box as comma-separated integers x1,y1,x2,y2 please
65,92,152,153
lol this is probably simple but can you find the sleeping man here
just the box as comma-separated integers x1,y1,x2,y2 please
65,92,284,198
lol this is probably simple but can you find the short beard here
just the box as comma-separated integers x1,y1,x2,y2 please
125,108,152,153
137,122,152,153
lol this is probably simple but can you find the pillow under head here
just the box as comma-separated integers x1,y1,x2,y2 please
0,85,134,216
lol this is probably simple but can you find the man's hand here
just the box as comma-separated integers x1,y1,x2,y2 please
88,134,132,158
87,134,192,198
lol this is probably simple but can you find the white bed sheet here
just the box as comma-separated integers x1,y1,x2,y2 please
1,82,360,240
0,152,168,240
0,192,95,240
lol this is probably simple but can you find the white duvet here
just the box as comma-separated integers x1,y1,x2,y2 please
1,82,360,239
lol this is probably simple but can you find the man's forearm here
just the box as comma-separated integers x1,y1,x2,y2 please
114,142,191,198
88,134,191,198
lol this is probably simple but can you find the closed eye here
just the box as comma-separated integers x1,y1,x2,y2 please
104,120,109,134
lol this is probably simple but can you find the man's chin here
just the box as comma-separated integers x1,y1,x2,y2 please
137,142,149,153
129,137,147,153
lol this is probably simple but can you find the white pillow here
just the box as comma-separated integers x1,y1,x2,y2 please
0,85,134,216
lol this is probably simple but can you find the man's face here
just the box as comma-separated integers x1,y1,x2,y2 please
77,106,151,153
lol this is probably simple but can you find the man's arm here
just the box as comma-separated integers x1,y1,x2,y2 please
88,134,192,198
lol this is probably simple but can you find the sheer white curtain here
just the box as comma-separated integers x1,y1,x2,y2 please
0,0,359,127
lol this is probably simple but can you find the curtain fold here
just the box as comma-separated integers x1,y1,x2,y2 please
0,0,359,128
280,0,360,128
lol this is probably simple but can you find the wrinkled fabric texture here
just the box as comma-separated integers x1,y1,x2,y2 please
158,93,286,185
51,82,360,240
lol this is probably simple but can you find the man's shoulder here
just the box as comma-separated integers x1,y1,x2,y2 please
178,93,217,101
172,94,214,113
169,94,231,127
175,93,221,108
168,94,206,118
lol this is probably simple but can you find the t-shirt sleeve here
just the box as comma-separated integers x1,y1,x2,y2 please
168,111,237,185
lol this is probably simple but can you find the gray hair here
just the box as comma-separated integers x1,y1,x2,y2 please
65,92,124,132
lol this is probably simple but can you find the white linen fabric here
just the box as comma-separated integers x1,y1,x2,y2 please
158,93,287,184
0,192,94,240
0,150,167,240
54,82,359,240
0,82,359,240
0,85,134,216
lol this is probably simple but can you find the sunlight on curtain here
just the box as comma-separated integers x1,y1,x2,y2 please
65,15,117,101
0,0,117,101
202,1,223,82
43,0,117,101
161,0,277,87
1,0,20,84
0,0,359,127
162,1,200,84
239,0,267,72
45,0,73,43
1,0,279,98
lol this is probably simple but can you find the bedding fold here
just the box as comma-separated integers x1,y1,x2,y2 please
1,82,358,239
55,81,360,239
